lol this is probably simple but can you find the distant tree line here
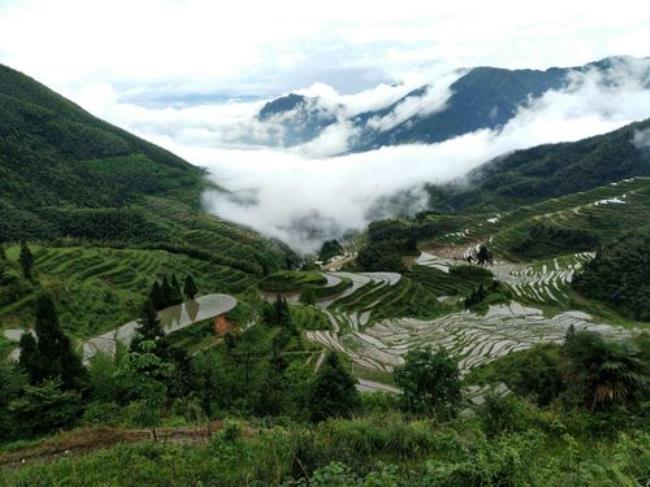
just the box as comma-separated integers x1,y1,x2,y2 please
149,274,199,310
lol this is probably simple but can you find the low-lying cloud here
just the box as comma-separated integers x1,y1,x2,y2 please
80,58,650,253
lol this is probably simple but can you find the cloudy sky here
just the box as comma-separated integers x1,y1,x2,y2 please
1,0,649,251
1,0,648,97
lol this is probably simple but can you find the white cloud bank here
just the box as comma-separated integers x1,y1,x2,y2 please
73,58,650,253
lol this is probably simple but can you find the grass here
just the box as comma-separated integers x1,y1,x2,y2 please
0,245,251,339
259,271,326,292
2,412,650,486
291,305,332,331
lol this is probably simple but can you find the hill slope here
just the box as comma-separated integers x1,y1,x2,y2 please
0,64,209,240
0,64,293,343
428,118,650,211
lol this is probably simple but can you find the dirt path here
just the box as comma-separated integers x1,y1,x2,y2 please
0,422,232,469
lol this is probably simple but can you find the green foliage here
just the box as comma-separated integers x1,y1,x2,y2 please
356,219,419,272
19,241,33,279
19,293,87,391
319,239,343,262
183,275,198,300
564,331,648,410
466,344,566,407
8,379,82,438
299,286,317,305
259,271,326,292
394,346,461,419
307,353,360,422
574,232,650,320
464,279,511,310
134,299,164,343
0,362,26,439
356,241,406,272
118,340,175,438
510,222,599,258
438,117,650,211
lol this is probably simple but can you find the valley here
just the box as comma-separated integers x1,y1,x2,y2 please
2,38,650,484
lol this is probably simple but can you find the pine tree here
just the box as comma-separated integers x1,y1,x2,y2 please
25,294,87,390
19,241,33,280
150,281,165,310
169,274,183,305
135,298,164,342
306,352,359,422
160,275,173,308
18,332,38,383
183,275,198,300
0,245,6,261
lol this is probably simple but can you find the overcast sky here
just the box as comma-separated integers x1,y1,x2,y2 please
1,0,648,99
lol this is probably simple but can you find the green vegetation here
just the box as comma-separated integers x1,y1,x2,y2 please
509,223,599,259
318,239,343,262
430,117,650,211
307,352,360,422
356,219,418,272
0,245,251,338
395,346,462,418
259,271,326,292
574,232,650,321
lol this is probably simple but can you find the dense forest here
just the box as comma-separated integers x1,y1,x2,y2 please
573,232,650,321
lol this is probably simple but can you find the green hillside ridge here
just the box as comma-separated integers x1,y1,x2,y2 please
0,64,293,274
0,63,294,349
428,118,650,211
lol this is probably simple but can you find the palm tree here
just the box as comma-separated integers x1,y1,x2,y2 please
564,331,648,410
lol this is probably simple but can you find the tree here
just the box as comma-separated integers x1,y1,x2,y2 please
306,352,359,422
132,299,165,351
265,295,292,327
394,346,461,418
319,240,344,263
183,275,198,300
0,244,6,260
464,283,487,308
19,241,33,279
8,379,82,438
20,294,87,390
563,331,648,410
0,362,26,440
118,340,174,440
169,274,183,305
161,275,173,308
150,281,165,310
18,332,38,383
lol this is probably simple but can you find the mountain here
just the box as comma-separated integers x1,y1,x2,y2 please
255,56,650,152
256,93,338,147
352,65,570,150
0,63,292,271
428,118,650,211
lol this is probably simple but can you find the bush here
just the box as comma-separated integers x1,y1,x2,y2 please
394,346,461,419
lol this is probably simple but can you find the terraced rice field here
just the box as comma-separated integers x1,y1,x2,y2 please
302,249,638,382
417,177,650,256
82,294,237,362
0,245,252,338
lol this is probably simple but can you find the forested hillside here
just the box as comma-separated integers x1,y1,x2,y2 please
429,118,650,211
